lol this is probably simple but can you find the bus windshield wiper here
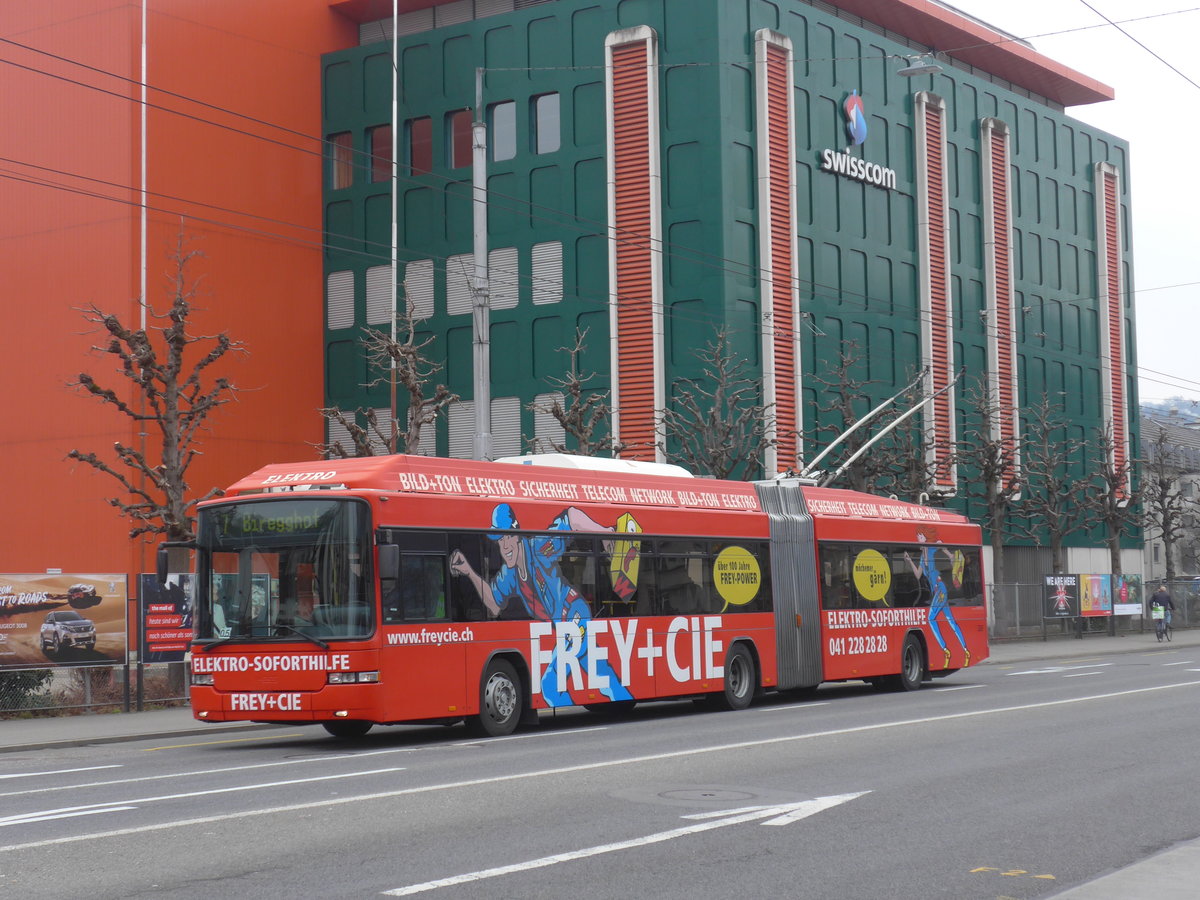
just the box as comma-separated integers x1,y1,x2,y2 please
197,626,329,651
196,637,255,652
272,624,330,649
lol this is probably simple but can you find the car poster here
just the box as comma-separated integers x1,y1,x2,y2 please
0,574,128,670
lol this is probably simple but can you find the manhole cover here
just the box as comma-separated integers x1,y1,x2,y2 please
659,789,759,802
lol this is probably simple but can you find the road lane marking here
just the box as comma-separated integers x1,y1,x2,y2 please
3,679,1198,853
143,733,305,750
1,808,137,825
1007,663,1113,675
0,765,121,781
0,749,414,799
1063,673,1101,678
452,726,607,746
0,768,405,828
381,793,869,895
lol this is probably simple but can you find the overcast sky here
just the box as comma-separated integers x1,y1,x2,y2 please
942,0,1200,409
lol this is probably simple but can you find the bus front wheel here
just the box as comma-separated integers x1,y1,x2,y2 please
472,659,523,737
322,720,373,738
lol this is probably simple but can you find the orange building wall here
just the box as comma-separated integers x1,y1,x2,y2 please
0,1,357,577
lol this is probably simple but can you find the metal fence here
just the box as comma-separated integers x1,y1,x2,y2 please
989,580,1200,640
5,582,1192,714
0,663,189,718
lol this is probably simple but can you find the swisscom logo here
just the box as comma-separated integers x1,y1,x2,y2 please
843,89,868,146
820,89,896,190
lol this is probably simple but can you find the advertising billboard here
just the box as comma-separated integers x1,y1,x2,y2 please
1080,574,1113,617
138,574,194,663
0,574,127,670
1112,573,1142,616
1043,574,1079,619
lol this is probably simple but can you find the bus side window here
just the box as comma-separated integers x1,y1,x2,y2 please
946,548,983,605
628,544,656,617
560,536,599,612
447,534,492,621
655,541,709,615
819,546,853,610
890,551,919,608
384,555,446,623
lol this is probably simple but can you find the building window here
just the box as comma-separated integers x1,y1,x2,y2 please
531,241,562,305
329,132,354,189
533,92,560,154
326,271,354,330
404,259,434,320
407,117,432,175
489,246,518,310
369,124,392,183
533,391,566,450
365,265,392,325
447,109,472,169
446,253,473,315
489,100,516,161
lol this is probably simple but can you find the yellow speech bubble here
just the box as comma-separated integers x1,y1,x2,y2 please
853,549,891,604
713,546,761,612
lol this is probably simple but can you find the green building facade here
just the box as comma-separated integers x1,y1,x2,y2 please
320,0,1138,570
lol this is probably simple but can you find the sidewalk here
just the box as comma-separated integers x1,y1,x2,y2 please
3,628,1196,755
0,704,284,754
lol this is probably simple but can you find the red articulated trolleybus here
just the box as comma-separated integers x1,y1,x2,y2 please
163,453,988,738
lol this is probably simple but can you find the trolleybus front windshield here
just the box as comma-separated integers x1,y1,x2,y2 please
195,498,373,642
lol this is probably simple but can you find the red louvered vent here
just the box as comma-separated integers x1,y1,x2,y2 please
1102,170,1127,495
610,41,657,457
765,44,798,471
924,105,955,490
990,129,1018,491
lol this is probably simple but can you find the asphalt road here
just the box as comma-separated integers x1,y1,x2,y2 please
2,639,1198,899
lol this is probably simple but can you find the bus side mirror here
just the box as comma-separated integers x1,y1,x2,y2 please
378,544,400,584
156,544,170,585
157,542,194,585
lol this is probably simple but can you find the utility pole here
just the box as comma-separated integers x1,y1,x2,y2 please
471,67,493,460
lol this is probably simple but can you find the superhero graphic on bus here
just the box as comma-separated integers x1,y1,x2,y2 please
904,530,970,669
449,503,636,706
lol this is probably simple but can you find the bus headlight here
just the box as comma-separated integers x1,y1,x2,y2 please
191,672,214,686
327,671,380,684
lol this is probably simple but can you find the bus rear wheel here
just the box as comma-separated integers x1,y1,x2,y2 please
472,659,523,737
322,720,373,738
710,643,756,710
892,635,925,692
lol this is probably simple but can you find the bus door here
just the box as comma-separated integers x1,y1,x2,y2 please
379,536,468,721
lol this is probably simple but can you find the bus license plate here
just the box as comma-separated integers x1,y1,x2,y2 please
227,692,306,712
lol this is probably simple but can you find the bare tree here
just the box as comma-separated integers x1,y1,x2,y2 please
806,344,905,493
67,235,241,542
526,327,625,456
872,413,942,504
657,328,775,479
955,376,1022,588
1140,421,1198,584
1009,394,1088,574
1080,421,1140,576
320,306,457,458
